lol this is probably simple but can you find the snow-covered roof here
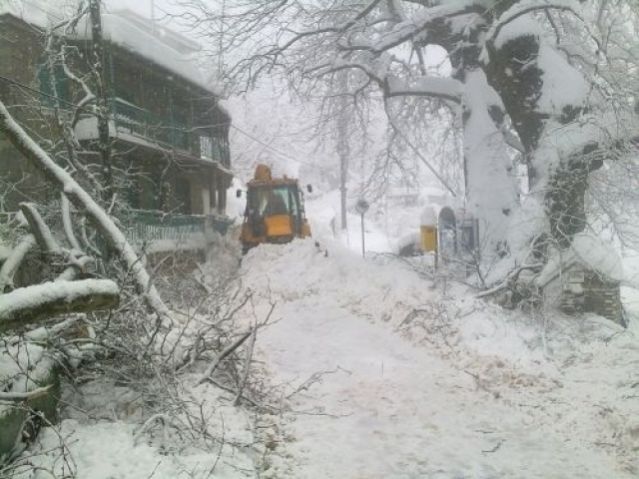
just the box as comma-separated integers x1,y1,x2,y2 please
0,1,218,94
536,233,623,287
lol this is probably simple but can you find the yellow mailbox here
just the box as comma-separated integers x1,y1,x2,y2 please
420,206,438,253
420,225,437,252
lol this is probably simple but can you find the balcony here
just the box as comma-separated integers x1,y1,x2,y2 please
0,210,234,256
122,209,234,253
74,98,231,168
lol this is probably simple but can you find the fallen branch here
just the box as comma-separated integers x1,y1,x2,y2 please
5,316,81,345
19,203,61,255
133,413,172,445
0,385,52,402
61,193,82,251
197,330,253,386
205,377,261,409
0,235,36,293
0,279,119,325
0,100,170,321
475,263,543,299
234,326,257,406
19,202,93,281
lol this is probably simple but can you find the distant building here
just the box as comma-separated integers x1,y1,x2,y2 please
0,4,232,251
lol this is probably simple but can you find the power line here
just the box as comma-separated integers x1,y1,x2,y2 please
230,123,331,172
384,99,458,197
0,74,95,113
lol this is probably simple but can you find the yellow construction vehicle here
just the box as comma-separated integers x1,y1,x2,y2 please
238,164,312,253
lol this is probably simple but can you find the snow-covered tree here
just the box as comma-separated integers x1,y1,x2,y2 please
180,0,639,285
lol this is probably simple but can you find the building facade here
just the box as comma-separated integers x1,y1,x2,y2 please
0,5,232,249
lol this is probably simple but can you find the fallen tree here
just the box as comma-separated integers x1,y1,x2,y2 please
0,100,170,322
0,279,119,326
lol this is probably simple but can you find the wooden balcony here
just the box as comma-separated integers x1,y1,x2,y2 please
74,97,231,169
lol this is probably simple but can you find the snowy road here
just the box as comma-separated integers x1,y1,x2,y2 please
241,240,639,478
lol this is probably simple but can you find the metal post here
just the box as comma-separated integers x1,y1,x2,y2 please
338,73,349,230
355,198,369,259
360,212,365,258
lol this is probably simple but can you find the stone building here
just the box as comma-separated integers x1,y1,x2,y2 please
536,234,624,325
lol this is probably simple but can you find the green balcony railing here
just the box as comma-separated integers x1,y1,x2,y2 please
110,97,229,165
1,209,233,255
122,209,234,247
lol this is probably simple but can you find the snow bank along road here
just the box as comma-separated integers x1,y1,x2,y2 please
241,240,639,478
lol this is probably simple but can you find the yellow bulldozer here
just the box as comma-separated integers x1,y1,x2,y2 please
238,164,312,253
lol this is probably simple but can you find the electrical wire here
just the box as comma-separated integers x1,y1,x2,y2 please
0,74,94,113
229,123,331,172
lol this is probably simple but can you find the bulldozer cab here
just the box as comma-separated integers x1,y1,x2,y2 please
250,185,299,218
240,168,312,253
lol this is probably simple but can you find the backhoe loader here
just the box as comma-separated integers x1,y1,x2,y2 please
239,164,312,253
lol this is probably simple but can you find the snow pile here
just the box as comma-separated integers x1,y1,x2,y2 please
242,239,423,325
572,232,623,280
0,343,53,395
236,238,639,478
17,416,253,479
536,232,624,287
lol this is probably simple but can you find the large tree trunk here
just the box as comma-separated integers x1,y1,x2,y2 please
459,69,518,255
448,24,519,258
483,28,598,249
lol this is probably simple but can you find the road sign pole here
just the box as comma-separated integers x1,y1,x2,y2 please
360,213,365,258
355,198,370,259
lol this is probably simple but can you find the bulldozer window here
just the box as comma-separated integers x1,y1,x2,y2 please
250,186,298,217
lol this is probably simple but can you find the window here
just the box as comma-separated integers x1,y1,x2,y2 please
249,186,300,217
199,135,213,160
36,62,69,105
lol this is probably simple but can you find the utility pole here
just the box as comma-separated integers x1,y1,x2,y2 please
337,73,349,231
89,0,113,203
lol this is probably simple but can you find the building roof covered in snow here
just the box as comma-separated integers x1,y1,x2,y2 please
536,233,624,287
0,1,218,94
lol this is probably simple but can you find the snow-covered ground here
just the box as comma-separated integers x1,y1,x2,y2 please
12,193,639,478
13,368,257,479
237,237,639,478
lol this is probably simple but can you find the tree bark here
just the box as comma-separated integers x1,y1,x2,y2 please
0,235,36,293
483,33,598,249
0,279,119,326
